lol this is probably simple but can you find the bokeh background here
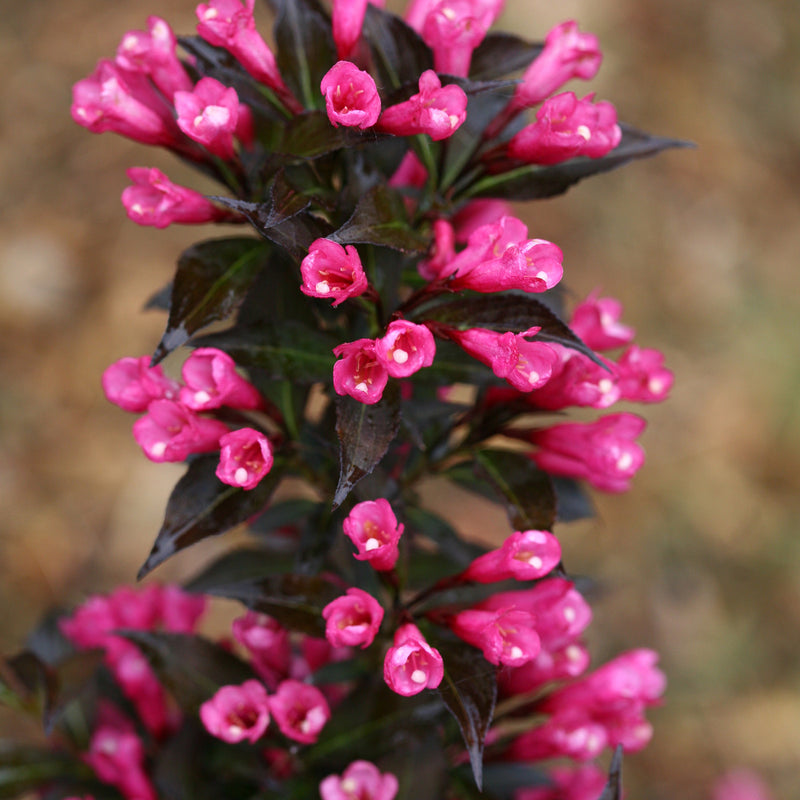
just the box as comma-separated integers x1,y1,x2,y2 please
1,0,798,797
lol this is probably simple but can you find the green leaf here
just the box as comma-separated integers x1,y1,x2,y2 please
333,387,401,508
469,33,543,81
138,456,279,579
435,638,497,790
597,746,624,800
153,237,269,364
474,450,557,531
332,184,430,254
0,745,93,799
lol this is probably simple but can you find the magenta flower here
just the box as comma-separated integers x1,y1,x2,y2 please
85,725,156,800
215,428,274,490
174,77,241,159
232,612,291,688
102,355,180,412
374,320,436,378
322,587,384,648
122,167,227,228
180,347,262,410
320,760,399,800
342,498,404,571
529,412,647,493
450,607,540,666
418,219,456,281
507,710,610,762
569,292,635,351
383,623,444,696
614,345,674,403
115,16,193,98
508,92,622,165
159,585,208,633
451,198,513,242
515,765,607,800
332,0,387,59
268,679,331,744
300,238,368,306
462,529,562,583
199,680,271,743
132,400,229,462
320,61,381,129
378,70,467,141
528,346,620,410
332,338,389,405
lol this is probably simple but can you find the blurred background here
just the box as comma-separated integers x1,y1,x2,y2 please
1,0,798,797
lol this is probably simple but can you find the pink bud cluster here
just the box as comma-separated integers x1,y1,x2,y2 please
85,719,157,800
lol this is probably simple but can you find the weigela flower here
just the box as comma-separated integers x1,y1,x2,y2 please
528,412,647,493
507,709,610,762
215,427,274,490
268,679,331,744
614,345,674,402
569,292,635,351
449,607,540,666
115,16,193,98
461,529,562,583
712,769,775,800
451,199,513,243
342,499,404,571
232,612,291,687
300,238,368,305
501,640,591,695
132,400,229,462
515,765,607,800
378,70,467,141
174,77,241,159
322,587,384,648
122,167,228,228
320,61,381,129
199,680,271,743
374,320,436,378
332,339,389,404
383,622,444,696
85,724,156,800
332,0,387,59
180,347,262,410
320,760,399,800
528,346,620,410
508,92,622,166
159,585,208,632
418,219,456,280
102,355,180,412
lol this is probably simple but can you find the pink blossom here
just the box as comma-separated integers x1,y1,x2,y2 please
614,345,674,403
508,92,621,165
515,764,607,800
450,607,540,666
383,623,444,696
507,709,609,762
115,16,193,98
85,724,156,800
111,648,171,736
418,219,456,280
569,293,635,351
712,769,775,800
268,679,331,744
451,199,513,242
174,77,241,159
160,585,207,632
72,59,182,147
180,347,262,410
320,760,399,800
529,412,647,493
387,150,428,189
300,239,368,305
378,70,467,141
462,529,561,583
200,680,271,743
320,61,381,129
322,588,384,648
232,612,291,687
342,499,404,571
132,399,229,462
196,0,288,95
332,338,389,404
528,346,620,410
122,167,228,228
102,355,180,412
374,320,436,378
216,428,274,490
501,641,591,694
332,0,387,59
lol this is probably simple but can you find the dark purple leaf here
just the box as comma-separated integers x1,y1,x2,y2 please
184,548,294,595
470,33,543,81
137,456,279,579
553,477,595,523
144,281,172,312
275,111,387,159
0,745,93,798
597,746,624,800
405,507,485,568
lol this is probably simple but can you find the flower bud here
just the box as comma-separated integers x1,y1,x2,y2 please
180,347,262,411
174,77,241,159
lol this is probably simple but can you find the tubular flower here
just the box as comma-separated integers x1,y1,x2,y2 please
215,427,274,490
332,0,387,59
569,292,635,351
300,239,368,305
613,345,674,403
268,679,331,744
174,77,241,159
332,339,389,404
449,607,540,666
322,588,384,648
383,623,444,696
320,61,381,129
462,529,562,583
374,320,436,378
232,612,291,687
180,347,262,411
342,498,404,571
199,680,271,743
84,725,157,800
102,355,180,412
320,760,399,800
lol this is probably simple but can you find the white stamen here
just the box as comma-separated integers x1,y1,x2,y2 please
341,779,357,793
648,376,665,393
617,452,633,470
509,646,524,660
364,537,381,551
151,442,167,458
355,381,369,393
598,378,614,394
527,370,540,385
410,669,427,684
392,348,409,364
586,732,602,752
131,203,143,214
194,390,211,404
234,467,249,484
194,113,205,128
577,124,591,141
563,606,576,623
120,34,136,51
566,645,582,661
315,280,330,294
528,556,543,569
203,8,219,19
228,725,243,737
535,270,549,282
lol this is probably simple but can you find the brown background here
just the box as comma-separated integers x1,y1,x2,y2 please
1,0,799,797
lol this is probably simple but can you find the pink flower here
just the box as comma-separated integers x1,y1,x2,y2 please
216,428,274,490
569,293,635,351
528,346,620,410
342,499,404,571
72,59,181,147
232,612,291,687
507,710,610,762
383,623,444,696
508,92,621,165
320,61,381,129
132,400,229,462
300,239,368,305
196,0,288,95
501,640,590,695
451,199,513,243
122,167,228,228
332,0,387,59
712,769,775,800
85,724,156,800
378,70,467,141
387,150,428,189
102,355,180,412
374,320,436,378
332,338,389,404
322,588,384,648
200,680,271,743
462,529,561,583
115,16,193,98
268,679,331,744
174,77,241,159
529,412,647,493
320,760,399,800
450,607,540,666
614,345,674,403
160,585,208,633
418,219,456,280
515,765,607,800
180,347,262,410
